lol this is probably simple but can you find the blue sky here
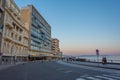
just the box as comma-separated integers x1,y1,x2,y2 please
15,0,120,55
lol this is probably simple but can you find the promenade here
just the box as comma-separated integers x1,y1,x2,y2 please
63,60,120,70
0,60,120,71
0,61,120,80
0,62,26,71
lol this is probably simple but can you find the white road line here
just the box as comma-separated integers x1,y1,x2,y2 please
80,74,88,77
76,78,86,80
95,75,116,80
56,68,65,71
64,70,73,73
103,74,120,79
87,77,102,80
111,74,120,77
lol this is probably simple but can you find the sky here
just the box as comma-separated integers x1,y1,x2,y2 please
14,0,120,55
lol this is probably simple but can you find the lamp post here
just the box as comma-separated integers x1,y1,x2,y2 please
11,46,14,64
96,49,99,66
0,52,2,64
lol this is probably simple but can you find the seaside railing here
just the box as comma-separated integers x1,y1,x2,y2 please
86,59,120,64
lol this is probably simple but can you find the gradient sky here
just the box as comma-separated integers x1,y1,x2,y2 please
15,0,120,55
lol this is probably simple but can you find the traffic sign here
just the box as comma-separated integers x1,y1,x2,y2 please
96,49,99,56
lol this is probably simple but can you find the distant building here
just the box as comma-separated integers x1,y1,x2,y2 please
20,5,52,59
52,38,60,55
0,0,29,63
52,38,62,58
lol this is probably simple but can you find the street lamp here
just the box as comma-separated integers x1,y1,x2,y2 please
11,46,14,64
0,52,2,64
96,49,99,66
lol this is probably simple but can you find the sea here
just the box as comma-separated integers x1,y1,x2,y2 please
78,55,120,63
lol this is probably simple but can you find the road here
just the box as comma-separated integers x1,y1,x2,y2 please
0,61,120,80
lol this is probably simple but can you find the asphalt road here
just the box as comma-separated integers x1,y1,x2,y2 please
0,61,120,80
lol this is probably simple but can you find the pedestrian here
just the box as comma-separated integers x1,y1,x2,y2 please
2,59,4,64
102,57,107,64
67,58,68,62
104,57,107,64
41,59,44,63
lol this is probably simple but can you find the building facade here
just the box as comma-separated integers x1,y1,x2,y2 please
20,5,52,59
1,0,29,63
0,0,6,53
52,38,62,58
52,38,60,55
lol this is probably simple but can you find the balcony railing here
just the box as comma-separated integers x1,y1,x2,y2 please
4,33,12,41
8,6,14,12
5,20,13,29
13,11,17,16
24,35,29,39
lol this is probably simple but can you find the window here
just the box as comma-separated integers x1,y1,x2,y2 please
15,34,17,40
0,13,1,18
12,22,15,27
11,32,14,38
34,16,36,20
20,29,23,33
19,36,21,41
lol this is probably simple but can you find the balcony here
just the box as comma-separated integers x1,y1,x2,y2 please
8,4,14,12
24,35,29,39
13,11,17,16
5,20,13,29
9,6,14,12
4,34,12,41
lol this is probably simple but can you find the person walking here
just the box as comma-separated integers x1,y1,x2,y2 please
102,57,107,64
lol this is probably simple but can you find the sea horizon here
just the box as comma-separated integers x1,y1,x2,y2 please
63,53,120,63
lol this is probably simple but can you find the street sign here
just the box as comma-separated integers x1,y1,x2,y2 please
96,49,99,56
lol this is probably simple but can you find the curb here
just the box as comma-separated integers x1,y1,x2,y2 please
64,61,120,70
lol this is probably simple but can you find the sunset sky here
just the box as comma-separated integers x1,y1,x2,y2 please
15,0,120,55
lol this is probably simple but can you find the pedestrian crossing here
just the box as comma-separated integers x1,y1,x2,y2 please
76,74,120,80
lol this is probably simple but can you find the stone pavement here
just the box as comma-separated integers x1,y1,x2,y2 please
63,60,120,70
0,60,120,71
0,62,26,71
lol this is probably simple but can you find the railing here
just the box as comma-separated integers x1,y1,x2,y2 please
86,59,120,64
5,17,13,29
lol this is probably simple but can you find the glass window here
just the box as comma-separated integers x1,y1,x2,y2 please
0,13,1,18
19,36,21,41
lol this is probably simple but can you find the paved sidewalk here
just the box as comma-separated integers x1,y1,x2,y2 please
63,60,120,70
0,62,26,71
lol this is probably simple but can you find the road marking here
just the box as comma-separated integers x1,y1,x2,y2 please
111,73,120,77
95,75,116,80
87,77,101,80
76,73,120,80
80,74,88,77
76,78,86,80
56,68,65,71
103,74,120,79
64,70,73,73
